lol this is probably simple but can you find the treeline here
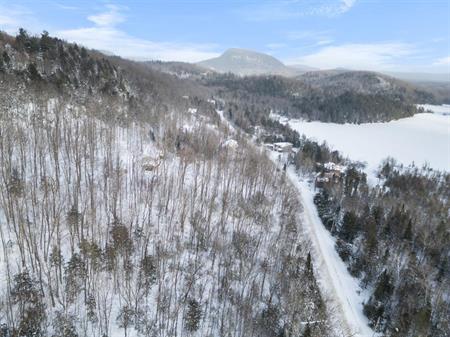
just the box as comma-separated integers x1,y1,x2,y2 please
205,68,450,336
202,72,431,123
291,91,419,123
0,29,216,123
290,139,450,336
0,29,127,97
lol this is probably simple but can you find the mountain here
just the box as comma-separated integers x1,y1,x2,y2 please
144,60,213,79
197,48,305,76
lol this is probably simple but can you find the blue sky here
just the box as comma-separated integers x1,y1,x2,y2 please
0,0,449,72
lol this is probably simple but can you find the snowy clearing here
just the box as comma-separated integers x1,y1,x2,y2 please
285,111,449,179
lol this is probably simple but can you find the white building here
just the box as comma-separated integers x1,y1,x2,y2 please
273,142,293,153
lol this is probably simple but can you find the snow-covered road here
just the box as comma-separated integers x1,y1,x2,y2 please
285,166,376,337
217,108,375,336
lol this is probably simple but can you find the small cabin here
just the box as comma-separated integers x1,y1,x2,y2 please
315,163,345,188
315,176,330,188
273,142,293,153
323,162,346,175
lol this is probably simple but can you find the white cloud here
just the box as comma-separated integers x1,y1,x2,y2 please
241,0,357,21
55,4,79,11
0,5,36,34
87,4,125,27
286,43,416,71
0,3,219,62
317,39,334,46
58,26,219,62
433,56,450,66
57,6,219,62
341,0,357,12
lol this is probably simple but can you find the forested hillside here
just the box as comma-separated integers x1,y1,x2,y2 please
216,93,450,336
292,145,450,337
0,30,334,337
1,29,448,337
201,72,438,123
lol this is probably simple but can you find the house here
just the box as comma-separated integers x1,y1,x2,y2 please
315,163,346,188
273,142,293,153
323,162,346,175
315,176,330,188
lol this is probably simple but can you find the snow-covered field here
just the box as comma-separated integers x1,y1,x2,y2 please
286,106,449,178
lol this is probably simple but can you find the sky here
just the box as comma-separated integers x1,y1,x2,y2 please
0,0,449,73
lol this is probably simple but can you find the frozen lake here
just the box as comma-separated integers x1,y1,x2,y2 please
418,104,450,116
286,105,450,177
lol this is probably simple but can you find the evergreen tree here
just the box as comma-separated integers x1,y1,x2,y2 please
10,272,46,337
2,51,10,65
27,63,41,81
139,254,157,291
403,219,413,242
40,31,54,52
414,300,431,336
185,298,201,332
364,215,378,256
15,28,29,50
339,211,359,243
374,270,393,301
257,304,281,337
305,252,313,275
52,311,78,337
303,323,311,337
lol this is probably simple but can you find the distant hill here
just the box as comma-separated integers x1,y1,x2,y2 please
286,63,318,72
144,60,213,79
297,70,432,101
382,71,450,83
203,70,439,123
197,48,306,77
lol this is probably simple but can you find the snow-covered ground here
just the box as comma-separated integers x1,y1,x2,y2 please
285,107,449,179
